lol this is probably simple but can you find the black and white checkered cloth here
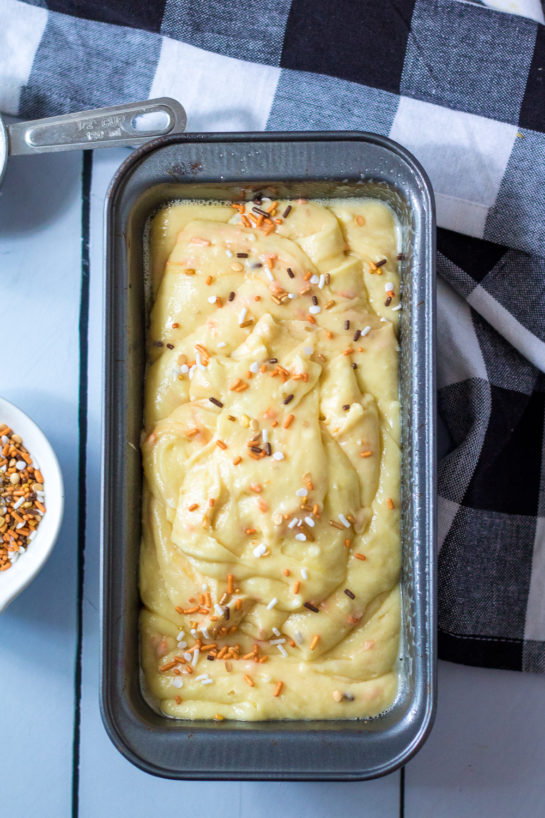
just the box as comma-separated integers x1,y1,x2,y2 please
2,0,544,672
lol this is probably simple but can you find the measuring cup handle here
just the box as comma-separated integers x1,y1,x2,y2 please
6,98,187,156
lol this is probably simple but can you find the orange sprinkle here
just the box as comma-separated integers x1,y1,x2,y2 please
235,598,242,611
243,674,255,687
175,696,183,705
206,275,213,285
241,214,251,228
209,498,216,507
304,271,312,281
354,553,367,561
307,315,316,324
160,661,176,672
227,574,234,594
250,484,262,493
386,497,395,509
292,580,301,594
283,568,290,577
263,224,275,236
35,501,46,513
35,471,44,484
273,681,283,697
360,450,372,458
257,499,268,512
326,331,334,339
245,527,256,535
233,456,242,465
266,201,278,214
185,427,200,438
345,538,351,548
283,414,294,429
172,322,180,329
343,348,354,356
213,713,225,721
188,503,199,512
216,440,227,450
310,635,320,651
347,615,360,624
271,420,278,427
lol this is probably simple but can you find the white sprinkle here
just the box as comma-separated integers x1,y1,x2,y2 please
385,282,394,291
191,649,200,666
392,304,402,311
172,678,183,688
267,597,278,610
177,641,187,649
13,497,24,510
214,603,224,617
272,627,281,637
361,326,371,337
295,533,307,542
190,628,197,637
29,531,37,541
16,522,25,530
380,317,388,323
249,361,259,373
288,293,296,299
208,295,217,304
318,274,325,289
310,274,319,284
238,307,247,325
201,678,214,685
184,652,192,662
188,365,195,379
195,674,208,682
304,516,315,527
265,268,274,282
288,518,298,529
217,341,227,348
225,249,233,257
248,234,256,242
179,364,189,374
277,644,288,657
270,638,286,645
296,488,308,497
202,584,208,592
195,351,202,367
273,451,285,461
9,552,19,563
303,346,313,355
253,543,267,557
309,305,321,315
1,436,8,445
338,513,351,528
15,461,26,471
201,627,210,640
301,568,308,580
0,465,6,473
262,429,268,443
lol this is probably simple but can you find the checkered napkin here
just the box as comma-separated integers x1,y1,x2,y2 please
2,0,544,672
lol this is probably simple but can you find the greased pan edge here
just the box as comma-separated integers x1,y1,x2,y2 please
101,132,436,779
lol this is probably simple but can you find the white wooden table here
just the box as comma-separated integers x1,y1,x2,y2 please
1,147,543,818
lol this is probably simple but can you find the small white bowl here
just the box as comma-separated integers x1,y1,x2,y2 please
0,397,64,612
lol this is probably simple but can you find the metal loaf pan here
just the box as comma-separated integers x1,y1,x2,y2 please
101,132,436,780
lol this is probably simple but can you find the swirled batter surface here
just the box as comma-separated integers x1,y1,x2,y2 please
140,197,401,720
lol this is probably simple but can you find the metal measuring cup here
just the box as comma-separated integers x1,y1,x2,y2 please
0,98,186,186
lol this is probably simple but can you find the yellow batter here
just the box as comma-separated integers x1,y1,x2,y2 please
140,197,401,720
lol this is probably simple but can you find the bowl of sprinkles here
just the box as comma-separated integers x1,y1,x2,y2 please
0,397,64,612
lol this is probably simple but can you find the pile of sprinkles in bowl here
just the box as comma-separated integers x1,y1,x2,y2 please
0,425,46,571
